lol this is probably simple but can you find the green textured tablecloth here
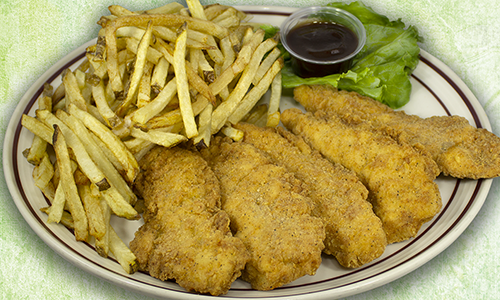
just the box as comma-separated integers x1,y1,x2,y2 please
1,0,499,299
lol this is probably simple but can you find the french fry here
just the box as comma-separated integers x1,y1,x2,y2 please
47,183,65,224
116,21,154,117
211,34,277,133
78,184,106,240
105,13,229,94
146,93,208,129
228,58,283,124
221,124,244,141
67,103,139,184
95,199,111,257
266,70,282,127
131,77,177,124
100,186,139,220
130,127,187,148
193,100,213,148
173,23,198,138
137,61,154,108
243,103,268,125
37,109,112,192
144,2,184,14
63,70,88,111
24,134,48,165
150,57,170,95
208,29,265,97
92,79,123,128
59,112,137,204
253,47,281,86
32,152,56,202
53,125,88,242
21,115,54,144
108,225,138,274
41,207,75,231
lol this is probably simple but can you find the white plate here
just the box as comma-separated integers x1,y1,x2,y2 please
3,6,493,300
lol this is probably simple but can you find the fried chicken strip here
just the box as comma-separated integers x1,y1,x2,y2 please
202,137,325,290
233,122,386,268
281,108,442,244
294,84,500,179
131,146,249,296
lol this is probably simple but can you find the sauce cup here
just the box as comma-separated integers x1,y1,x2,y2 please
280,6,366,78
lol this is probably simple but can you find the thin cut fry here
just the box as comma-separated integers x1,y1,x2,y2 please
130,127,187,148
109,225,138,274
266,70,282,127
116,21,154,117
173,23,198,138
68,104,139,183
53,125,88,241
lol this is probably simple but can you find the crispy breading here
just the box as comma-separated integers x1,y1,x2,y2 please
202,137,325,290
294,84,500,179
234,122,387,268
131,146,249,296
281,108,442,244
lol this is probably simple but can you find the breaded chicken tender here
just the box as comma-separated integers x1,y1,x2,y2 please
294,84,500,179
234,122,387,268
202,137,325,290
281,108,442,244
131,146,249,296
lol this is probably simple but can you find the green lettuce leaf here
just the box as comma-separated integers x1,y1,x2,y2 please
280,1,421,108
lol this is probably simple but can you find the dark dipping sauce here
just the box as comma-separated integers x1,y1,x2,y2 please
286,21,359,78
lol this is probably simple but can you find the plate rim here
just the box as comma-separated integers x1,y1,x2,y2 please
2,5,493,300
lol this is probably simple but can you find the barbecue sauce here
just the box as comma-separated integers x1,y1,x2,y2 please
285,21,359,78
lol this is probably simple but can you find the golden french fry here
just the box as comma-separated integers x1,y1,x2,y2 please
22,115,54,144
116,21,154,117
105,13,230,93
146,93,208,129
144,2,184,14
95,198,111,257
92,79,123,128
47,182,65,224
32,152,55,200
243,103,268,124
60,111,137,205
116,26,146,40
41,207,75,230
253,47,281,86
193,100,213,148
186,0,206,19
132,77,177,124
130,127,187,148
266,70,282,127
124,37,163,65
24,134,48,165
228,58,283,124
173,23,198,138
63,70,88,111
108,225,138,274
78,184,106,240
67,103,139,183
150,57,170,95
221,124,244,141
100,186,139,220
211,34,278,133
185,61,216,105
137,61,154,108
37,109,112,192
53,125,88,242
208,29,265,97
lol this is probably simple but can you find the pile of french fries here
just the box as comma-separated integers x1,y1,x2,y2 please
21,0,283,275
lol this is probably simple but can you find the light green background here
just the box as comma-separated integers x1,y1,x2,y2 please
1,0,499,299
